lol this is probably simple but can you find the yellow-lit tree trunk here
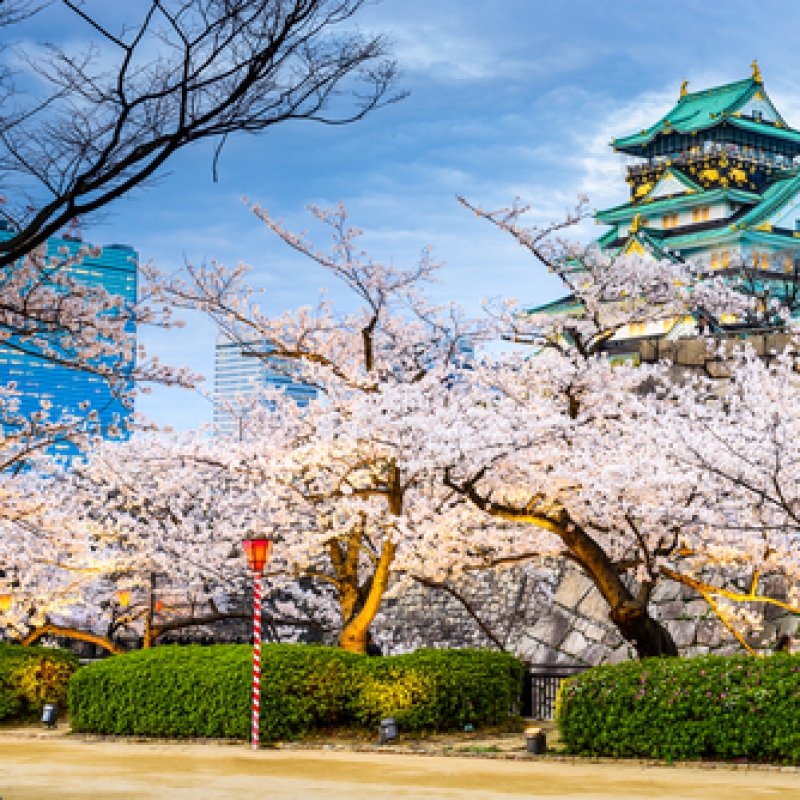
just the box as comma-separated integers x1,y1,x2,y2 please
338,539,395,653
336,463,402,653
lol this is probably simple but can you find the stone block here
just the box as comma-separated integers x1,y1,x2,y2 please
683,645,710,658
679,585,702,602
604,645,634,665
639,340,658,362
559,630,589,658
705,359,731,378
761,574,788,601
765,332,791,356
554,652,584,666
579,644,611,666
581,623,607,643
553,571,595,610
777,616,800,637
764,603,785,623
577,589,610,622
515,638,558,664
526,607,572,649
666,619,697,649
684,599,710,618
675,339,709,365
747,335,766,357
695,619,722,648
657,600,686,620
650,582,680,603
602,629,623,649
714,644,743,657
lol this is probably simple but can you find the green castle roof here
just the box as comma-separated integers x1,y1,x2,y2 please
595,187,762,224
613,77,800,152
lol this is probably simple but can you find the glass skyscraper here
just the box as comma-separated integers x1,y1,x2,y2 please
213,334,317,438
0,224,137,455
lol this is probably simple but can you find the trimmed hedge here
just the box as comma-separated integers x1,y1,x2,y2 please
68,644,524,741
557,654,800,763
0,643,78,722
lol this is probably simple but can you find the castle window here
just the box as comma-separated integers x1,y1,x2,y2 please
786,255,794,273
761,252,770,270
722,251,730,269
753,110,763,122
711,253,719,270
663,213,680,228
751,251,759,268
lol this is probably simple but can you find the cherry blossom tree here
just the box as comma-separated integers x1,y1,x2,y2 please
398,197,755,658
648,342,800,653
144,202,566,653
1,428,339,651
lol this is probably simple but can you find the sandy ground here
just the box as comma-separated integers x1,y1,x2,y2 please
1,739,800,800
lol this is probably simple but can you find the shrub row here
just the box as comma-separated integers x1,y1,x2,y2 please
0,643,78,722
69,644,524,741
556,654,800,763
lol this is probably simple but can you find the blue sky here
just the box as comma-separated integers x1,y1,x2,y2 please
13,0,800,429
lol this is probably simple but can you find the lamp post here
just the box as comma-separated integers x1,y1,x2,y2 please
242,537,273,751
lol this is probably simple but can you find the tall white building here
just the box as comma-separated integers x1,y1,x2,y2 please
213,334,316,437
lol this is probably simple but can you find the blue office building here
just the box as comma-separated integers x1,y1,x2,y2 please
0,225,137,455
213,334,317,437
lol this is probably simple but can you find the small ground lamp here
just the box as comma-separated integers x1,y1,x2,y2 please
0,593,11,612
42,704,58,729
525,726,546,754
242,536,273,751
378,717,398,745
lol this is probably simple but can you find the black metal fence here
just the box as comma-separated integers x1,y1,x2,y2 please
522,664,589,720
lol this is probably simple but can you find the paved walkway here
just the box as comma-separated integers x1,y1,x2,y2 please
1,738,799,799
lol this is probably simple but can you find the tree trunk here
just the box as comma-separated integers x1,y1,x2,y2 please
608,601,677,657
558,521,678,658
338,539,395,653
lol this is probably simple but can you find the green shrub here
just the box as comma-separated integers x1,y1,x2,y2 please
556,654,800,763
69,644,523,742
352,648,524,730
0,643,78,722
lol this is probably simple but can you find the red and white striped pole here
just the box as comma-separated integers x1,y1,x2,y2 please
242,537,272,752
251,572,262,751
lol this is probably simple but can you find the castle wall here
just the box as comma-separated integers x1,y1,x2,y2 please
371,562,798,663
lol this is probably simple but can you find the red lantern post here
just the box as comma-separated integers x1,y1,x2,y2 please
242,537,272,751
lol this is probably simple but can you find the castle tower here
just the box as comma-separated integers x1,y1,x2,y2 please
598,63,800,275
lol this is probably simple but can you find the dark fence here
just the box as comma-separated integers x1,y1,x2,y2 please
521,664,590,720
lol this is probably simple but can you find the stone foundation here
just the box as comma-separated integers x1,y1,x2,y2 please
372,562,799,663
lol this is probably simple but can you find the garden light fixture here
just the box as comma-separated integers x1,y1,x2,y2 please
242,536,273,751
378,717,397,745
0,593,11,612
42,704,58,729
525,726,546,755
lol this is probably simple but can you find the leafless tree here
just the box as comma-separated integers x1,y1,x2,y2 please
0,0,403,267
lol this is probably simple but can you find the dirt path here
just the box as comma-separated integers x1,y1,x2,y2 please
0,738,799,799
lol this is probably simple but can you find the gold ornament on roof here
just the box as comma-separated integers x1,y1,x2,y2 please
680,80,689,98
751,59,763,83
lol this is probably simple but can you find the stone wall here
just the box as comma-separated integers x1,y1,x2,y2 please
372,562,799,663
638,331,795,382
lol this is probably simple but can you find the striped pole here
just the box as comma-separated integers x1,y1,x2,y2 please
252,573,262,751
